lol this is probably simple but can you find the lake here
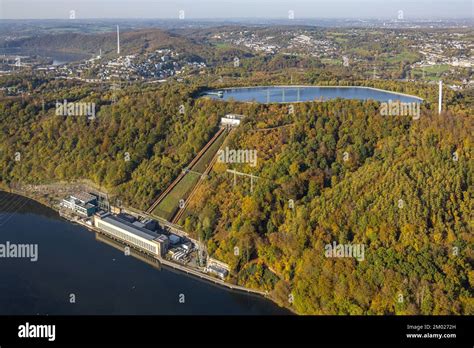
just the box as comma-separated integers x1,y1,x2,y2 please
202,86,423,103
0,48,89,65
0,191,289,315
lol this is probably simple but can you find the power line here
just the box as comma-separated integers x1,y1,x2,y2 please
226,169,260,193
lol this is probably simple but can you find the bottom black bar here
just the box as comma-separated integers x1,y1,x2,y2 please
0,315,471,346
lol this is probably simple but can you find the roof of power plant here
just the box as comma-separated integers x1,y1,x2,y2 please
71,192,97,204
169,234,181,245
100,213,160,241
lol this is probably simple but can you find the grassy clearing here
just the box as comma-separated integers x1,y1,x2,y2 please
383,51,420,64
321,58,342,65
214,42,233,49
415,64,450,74
152,172,201,220
411,65,451,81
192,130,227,173
152,130,227,220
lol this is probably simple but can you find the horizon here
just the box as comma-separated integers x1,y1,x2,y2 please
0,0,473,20
1,17,473,21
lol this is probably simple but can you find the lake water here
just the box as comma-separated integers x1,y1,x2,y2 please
0,48,89,65
0,191,289,315
203,86,423,103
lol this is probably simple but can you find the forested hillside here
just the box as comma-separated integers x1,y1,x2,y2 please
0,29,198,56
181,100,473,315
0,28,250,66
0,79,222,208
0,70,471,314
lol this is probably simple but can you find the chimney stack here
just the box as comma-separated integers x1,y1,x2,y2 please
117,25,120,55
438,80,442,114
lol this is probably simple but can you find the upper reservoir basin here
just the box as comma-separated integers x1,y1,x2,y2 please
202,86,423,104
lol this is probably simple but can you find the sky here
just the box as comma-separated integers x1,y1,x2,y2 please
0,0,472,20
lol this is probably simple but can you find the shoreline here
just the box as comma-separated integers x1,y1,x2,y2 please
0,187,295,314
0,186,56,210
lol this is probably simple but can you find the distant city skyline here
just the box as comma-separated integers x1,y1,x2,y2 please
0,0,473,20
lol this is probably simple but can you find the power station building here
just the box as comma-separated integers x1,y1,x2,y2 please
60,192,98,217
220,114,243,127
94,212,169,257
206,257,230,280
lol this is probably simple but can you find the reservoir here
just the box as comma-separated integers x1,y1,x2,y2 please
0,48,89,65
0,191,289,315
202,86,423,104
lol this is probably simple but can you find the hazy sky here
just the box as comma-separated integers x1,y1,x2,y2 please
0,0,473,19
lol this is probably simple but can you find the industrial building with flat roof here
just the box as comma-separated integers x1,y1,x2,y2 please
220,114,243,127
206,257,230,280
207,264,229,280
60,192,98,217
94,212,169,257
